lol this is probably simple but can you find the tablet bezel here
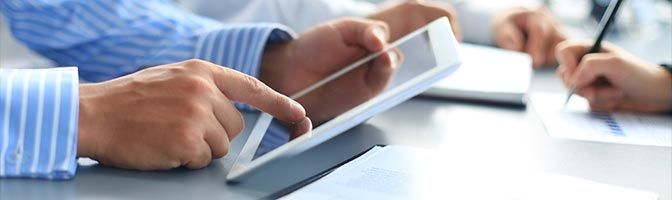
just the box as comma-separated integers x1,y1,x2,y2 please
226,17,461,182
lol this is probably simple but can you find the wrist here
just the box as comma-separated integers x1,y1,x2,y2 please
259,42,295,94
77,84,97,157
659,67,672,109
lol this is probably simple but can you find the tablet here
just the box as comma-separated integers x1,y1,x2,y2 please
227,17,461,182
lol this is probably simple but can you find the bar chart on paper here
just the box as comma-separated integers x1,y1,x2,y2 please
531,93,672,147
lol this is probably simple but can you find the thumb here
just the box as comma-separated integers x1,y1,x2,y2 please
333,18,390,52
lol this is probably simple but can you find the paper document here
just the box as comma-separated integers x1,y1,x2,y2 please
281,145,658,200
422,43,532,105
531,93,672,147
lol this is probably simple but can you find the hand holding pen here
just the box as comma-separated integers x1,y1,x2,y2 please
556,41,672,112
562,0,624,106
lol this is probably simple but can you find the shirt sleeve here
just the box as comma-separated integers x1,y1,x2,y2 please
0,0,296,83
0,67,79,180
661,63,672,114
447,0,547,45
661,64,672,75
219,0,376,34
447,0,501,45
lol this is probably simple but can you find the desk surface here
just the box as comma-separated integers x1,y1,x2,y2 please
1,13,671,200
0,70,672,200
2,70,670,200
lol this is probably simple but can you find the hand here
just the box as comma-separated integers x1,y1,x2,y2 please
556,41,672,112
368,0,462,41
493,7,567,67
260,18,400,124
77,59,311,170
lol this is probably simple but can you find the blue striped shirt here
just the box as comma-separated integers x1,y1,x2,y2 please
1,0,297,179
0,67,79,180
0,0,296,82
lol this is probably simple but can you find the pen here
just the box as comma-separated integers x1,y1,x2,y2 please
563,0,625,107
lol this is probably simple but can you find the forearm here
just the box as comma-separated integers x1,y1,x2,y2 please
0,67,79,180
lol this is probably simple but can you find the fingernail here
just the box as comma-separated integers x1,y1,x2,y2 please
388,51,398,68
298,117,312,136
373,27,386,42
291,100,305,119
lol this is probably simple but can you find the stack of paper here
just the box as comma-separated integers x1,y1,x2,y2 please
280,145,659,200
422,44,532,105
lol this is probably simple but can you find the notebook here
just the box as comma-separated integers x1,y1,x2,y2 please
421,43,532,105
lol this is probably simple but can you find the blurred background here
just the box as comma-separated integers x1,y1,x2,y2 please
1,0,671,68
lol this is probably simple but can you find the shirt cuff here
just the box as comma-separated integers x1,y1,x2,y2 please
193,24,297,79
660,64,672,75
452,1,500,45
0,67,79,180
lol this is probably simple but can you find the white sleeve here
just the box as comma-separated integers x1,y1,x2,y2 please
446,0,542,45
230,0,377,33
185,0,525,44
446,0,500,45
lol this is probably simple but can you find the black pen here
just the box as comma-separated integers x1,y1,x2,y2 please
563,0,625,106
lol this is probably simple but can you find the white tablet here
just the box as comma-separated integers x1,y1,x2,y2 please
227,17,461,182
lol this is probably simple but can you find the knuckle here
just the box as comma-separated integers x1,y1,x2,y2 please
582,55,600,66
556,41,571,51
172,126,201,153
273,93,288,106
182,59,209,69
180,141,201,159
180,76,214,94
183,103,210,118
212,146,229,159
167,65,189,75
244,75,267,94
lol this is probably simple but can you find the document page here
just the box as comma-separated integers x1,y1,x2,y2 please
279,146,426,200
280,145,659,200
531,93,672,147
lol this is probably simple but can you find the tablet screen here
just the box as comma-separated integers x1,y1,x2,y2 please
252,30,439,159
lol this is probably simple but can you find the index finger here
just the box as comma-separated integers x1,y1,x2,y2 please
556,41,624,75
209,66,307,123
571,53,624,89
